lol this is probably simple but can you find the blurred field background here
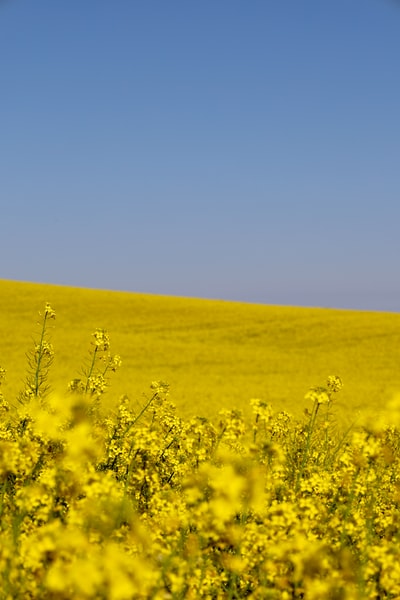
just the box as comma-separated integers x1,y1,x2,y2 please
1,279,400,425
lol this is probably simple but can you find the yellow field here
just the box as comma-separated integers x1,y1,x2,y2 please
2,279,400,598
1,279,400,424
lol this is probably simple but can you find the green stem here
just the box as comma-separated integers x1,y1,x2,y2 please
253,414,259,444
84,346,98,393
296,400,320,491
34,311,48,397
123,391,159,435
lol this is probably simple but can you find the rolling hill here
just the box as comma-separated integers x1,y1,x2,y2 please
1,279,399,425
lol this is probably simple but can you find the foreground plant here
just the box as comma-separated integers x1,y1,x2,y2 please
294,374,343,489
18,303,56,405
68,327,122,413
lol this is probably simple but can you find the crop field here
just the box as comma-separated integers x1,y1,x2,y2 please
1,279,400,423
1,279,400,598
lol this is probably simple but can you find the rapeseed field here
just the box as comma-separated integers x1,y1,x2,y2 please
1,280,400,598
1,279,400,422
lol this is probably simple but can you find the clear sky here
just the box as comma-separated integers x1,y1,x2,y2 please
1,0,400,311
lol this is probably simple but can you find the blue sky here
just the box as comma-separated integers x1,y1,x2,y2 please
1,0,400,311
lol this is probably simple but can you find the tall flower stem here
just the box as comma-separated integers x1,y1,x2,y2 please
296,398,321,491
84,345,99,394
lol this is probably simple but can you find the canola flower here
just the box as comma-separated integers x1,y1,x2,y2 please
1,306,400,598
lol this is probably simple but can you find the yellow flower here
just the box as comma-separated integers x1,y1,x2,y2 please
44,303,56,319
92,328,110,350
327,375,343,393
304,386,330,405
